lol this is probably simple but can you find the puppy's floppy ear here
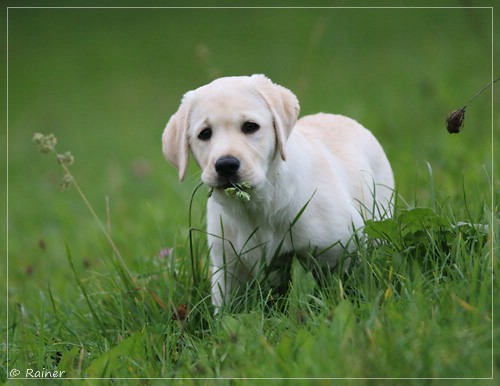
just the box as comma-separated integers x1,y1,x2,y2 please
251,74,300,160
162,92,192,181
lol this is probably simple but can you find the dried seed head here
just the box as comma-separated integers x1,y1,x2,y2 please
446,108,465,134
33,133,58,153
60,173,73,191
57,151,75,166
445,78,498,135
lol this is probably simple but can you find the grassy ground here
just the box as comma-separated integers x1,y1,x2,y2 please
3,2,499,385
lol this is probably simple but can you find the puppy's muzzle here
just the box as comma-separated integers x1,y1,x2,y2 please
215,156,240,187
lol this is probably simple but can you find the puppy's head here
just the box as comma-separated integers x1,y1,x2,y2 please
162,74,300,191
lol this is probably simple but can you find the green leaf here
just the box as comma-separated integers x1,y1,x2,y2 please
364,218,401,247
331,300,356,348
399,208,450,234
56,346,81,378
85,331,145,378
288,258,317,307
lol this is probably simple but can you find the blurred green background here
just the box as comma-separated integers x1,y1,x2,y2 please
4,4,497,304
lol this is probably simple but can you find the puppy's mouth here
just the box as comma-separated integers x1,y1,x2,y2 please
214,177,240,190
203,175,240,190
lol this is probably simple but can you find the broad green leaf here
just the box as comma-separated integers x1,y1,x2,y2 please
85,331,144,378
364,218,401,247
399,208,450,234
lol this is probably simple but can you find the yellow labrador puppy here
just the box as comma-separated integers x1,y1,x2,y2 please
163,74,394,308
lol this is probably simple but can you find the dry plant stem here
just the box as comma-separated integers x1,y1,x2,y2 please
446,77,498,134
59,162,138,287
465,77,499,107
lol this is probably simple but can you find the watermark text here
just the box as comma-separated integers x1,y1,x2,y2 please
10,368,66,378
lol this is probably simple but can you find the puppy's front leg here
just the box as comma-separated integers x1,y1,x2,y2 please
206,199,245,310
209,237,241,310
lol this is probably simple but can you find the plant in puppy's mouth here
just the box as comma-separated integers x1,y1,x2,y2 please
207,182,252,202
224,182,252,202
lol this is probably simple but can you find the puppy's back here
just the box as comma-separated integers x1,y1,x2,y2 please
294,113,394,218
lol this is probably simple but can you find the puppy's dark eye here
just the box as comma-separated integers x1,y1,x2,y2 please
241,121,260,134
198,128,212,141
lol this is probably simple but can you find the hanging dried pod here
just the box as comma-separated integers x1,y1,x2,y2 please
446,107,466,134
445,77,498,134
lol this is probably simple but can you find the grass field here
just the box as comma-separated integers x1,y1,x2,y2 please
3,3,499,385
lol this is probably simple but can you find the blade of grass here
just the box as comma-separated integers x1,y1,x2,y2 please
188,182,205,288
65,243,106,339
59,163,137,288
426,161,435,209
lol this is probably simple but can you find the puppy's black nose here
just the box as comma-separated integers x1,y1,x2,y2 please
215,156,240,177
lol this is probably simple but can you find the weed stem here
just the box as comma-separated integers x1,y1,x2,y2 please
464,77,499,108
59,162,138,287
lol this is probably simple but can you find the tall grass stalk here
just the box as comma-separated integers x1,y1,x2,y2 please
33,133,137,288
59,161,137,289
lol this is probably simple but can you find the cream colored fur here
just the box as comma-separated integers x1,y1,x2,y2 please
163,74,394,308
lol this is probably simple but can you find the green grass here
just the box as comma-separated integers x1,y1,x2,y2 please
3,3,499,385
